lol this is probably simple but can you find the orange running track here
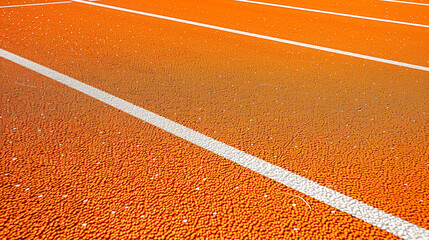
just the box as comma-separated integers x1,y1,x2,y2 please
1,0,428,239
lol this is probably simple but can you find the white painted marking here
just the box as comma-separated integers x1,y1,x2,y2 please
380,0,429,6
14,82,37,88
0,1,71,9
72,0,429,72
234,0,429,28
1,48,428,240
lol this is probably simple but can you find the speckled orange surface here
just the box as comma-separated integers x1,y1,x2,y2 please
99,0,429,66
1,0,63,6
1,0,428,238
0,58,402,239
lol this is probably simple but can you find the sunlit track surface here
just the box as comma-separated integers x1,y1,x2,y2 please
233,0,429,28
1,0,428,239
380,0,429,6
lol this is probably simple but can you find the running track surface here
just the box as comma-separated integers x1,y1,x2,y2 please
0,0,428,239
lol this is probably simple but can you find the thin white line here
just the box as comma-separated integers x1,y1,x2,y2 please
380,0,429,6
234,0,429,28
0,1,71,9
14,82,37,88
71,0,429,72
1,48,428,240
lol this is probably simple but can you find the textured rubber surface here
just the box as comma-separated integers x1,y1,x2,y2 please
0,58,402,239
1,0,428,239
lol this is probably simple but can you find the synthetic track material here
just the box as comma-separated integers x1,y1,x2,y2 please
0,1,71,9
1,0,428,239
234,0,429,28
72,0,429,72
1,47,429,240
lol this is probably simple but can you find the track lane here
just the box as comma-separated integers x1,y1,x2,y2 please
4,48,428,239
233,0,429,28
1,0,67,6
0,58,402,239
230,0,429,24
2,0,429,238
71,0,428,71
380,0,429,6
96,0,429,67
1,1,428,233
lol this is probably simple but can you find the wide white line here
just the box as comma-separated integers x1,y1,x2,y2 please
1,49,428,240
71,0,429,72
380,0,429,6
0,1,71,9
234,0,429,28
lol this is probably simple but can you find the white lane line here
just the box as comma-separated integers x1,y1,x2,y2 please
0,1,71,9
1,48,428,240
234,0,429,28
72,0,429,72
380,0,429,6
